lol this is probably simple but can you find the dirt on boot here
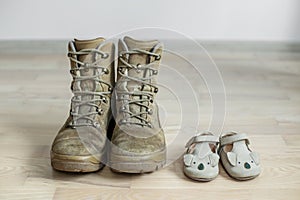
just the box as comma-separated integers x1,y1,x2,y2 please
110,36,166,173
51,38,115,172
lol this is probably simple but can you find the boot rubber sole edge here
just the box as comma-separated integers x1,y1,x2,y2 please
109,148,166,173
50,151,104,173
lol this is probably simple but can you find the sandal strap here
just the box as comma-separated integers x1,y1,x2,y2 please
185,134,219,148
220,133,249,147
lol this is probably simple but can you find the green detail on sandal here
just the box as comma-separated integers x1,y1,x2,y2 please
198,163,205,170
244,162,251,169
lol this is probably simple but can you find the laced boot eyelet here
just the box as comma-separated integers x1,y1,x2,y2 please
118,67,125,73
70,69,76,74
147,108,153,115
149,98,153,103
119,106,126,113
155,55,161,60
119,119,127,125
154,88,158,93
147,122,153,128
69,121,76,128
93,121,100,128
97,108,104,115
103,68,109,74
102,97,108,104
136,63,141,73
102,53,109,59
153,70,158,75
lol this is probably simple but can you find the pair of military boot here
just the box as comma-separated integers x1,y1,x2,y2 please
50,36,166,173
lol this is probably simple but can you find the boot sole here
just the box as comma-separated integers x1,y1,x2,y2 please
109,148,166,173
51,151,104,173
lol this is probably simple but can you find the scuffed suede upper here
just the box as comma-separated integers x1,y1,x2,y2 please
52,38,115,159
111,37,165,155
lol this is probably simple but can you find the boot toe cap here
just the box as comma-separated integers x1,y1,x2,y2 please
52,127,106,156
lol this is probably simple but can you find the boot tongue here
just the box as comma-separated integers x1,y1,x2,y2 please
123,36,159,92
74,37,105,63
124,36,158,52
74,37,105,51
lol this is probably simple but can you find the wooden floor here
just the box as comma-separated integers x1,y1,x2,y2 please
0,40,300,199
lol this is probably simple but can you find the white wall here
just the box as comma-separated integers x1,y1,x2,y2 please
0,0,299,41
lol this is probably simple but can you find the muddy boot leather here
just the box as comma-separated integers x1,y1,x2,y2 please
110,36,166,173
51,38,115,172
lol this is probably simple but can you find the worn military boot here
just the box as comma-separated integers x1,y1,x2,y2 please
51,38,115,172
110,36,166,173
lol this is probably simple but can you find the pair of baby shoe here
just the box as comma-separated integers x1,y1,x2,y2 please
183,131,261,181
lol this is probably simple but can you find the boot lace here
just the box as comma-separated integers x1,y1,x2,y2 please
68,49,112,128
118,49,160,128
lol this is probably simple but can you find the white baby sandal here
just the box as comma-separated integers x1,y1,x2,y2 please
183,132,220,181
219,131,261,180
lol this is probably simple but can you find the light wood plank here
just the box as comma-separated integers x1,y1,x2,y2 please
0,40,300,199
